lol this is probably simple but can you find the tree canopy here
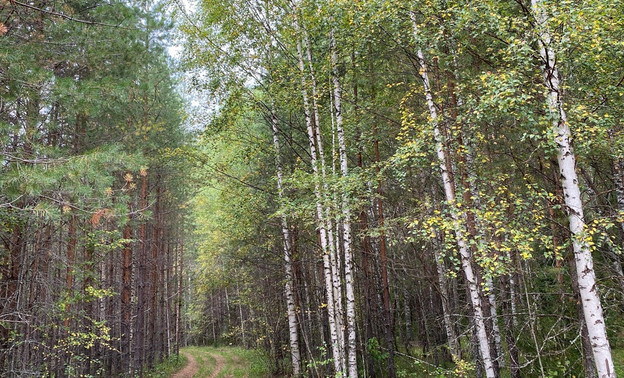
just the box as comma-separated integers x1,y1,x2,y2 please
3,0,624,376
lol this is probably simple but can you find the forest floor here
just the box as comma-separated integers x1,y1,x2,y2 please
170,346,270,377
171,352,200,377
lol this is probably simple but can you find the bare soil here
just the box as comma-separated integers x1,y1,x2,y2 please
171,350,225,378
172,352,199,378
208,352,225,378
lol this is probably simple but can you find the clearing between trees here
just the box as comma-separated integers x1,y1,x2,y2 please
170,347,269,378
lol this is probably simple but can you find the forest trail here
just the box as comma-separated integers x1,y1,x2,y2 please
207,352,225,378
171,346,267,377
172,352,201,378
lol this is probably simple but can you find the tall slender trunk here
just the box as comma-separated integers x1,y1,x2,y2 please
606,130,624,292
356,146,376,376
270,109,302,375
569,254,598,378
135,170,148,371
149,181,160,363
366,40,396,377
449,64,503,372
294,15,342,373
502,272,520,378
551,170,597,378
84,222,96,376
165,241,172,356
0,216,20,369
330,29,358,378
412,19,496,378
303,25,347,373
328,92,347,376
122,209,133,373
64,214,76,329
175,240,183,356
432,232,460,361
532,1,614,376
236,284,245,346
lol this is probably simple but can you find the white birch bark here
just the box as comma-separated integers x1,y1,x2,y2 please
613,154,624,237
294,15,342,374
532,1,615,376
606,131,624,293
300,11,349,372
411,19,496,378
327,220,345,373
301,15,346,372
503,243,518,329
301,19,346,370
329,75,347,375
270,110,302,375
237,284,246,346
330,28,358,378
461,88,504,369
486,279,503,366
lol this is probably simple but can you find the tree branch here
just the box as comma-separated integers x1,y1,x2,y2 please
9,0,131,29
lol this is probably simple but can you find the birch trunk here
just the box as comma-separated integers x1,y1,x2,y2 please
486,279,503,368
463,138,504,369
532,1,615,376
607,131,624,292
303,29,346,367
294,16,342,373
330,29,358,378
270,110,302,375
412,20,496,378
613,152,624,236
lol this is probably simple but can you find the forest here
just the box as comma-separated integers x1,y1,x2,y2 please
2,0,624,377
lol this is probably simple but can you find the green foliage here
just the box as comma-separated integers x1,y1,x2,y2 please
180,346,270,377
304,344,335,373
1,0,188,374
366,337,389,364
146,353,187,378
178,0,624,375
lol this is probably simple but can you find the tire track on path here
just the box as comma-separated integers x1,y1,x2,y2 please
171,350,225,378
208,352,225,378
172,352,198,378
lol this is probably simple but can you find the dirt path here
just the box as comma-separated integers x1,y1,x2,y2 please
172,352,199,378
208,352,225,378
172,350,225,378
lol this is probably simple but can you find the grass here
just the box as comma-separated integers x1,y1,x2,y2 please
180,346,270,377
146,352,187,377
613,348,624,376
148,345,624,377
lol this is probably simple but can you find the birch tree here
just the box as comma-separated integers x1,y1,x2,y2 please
411,16,497,378
270,109,302,375
531,1,614,376
330,25,358,378
293,9,345,372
